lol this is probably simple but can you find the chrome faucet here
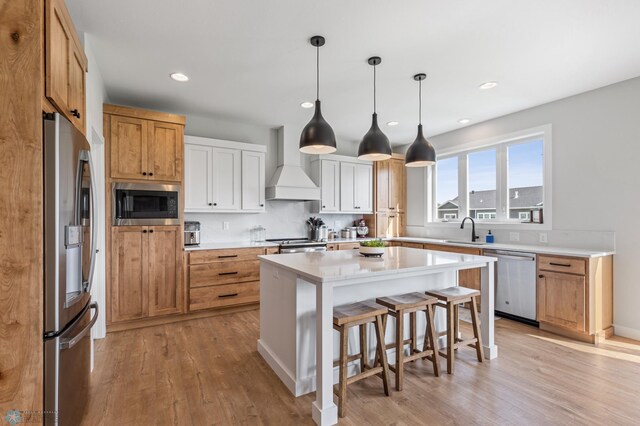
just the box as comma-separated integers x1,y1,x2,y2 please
460,217,479,242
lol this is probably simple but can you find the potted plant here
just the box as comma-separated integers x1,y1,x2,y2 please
359,239,386,257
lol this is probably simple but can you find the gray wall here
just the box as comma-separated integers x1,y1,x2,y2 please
403,76,640,339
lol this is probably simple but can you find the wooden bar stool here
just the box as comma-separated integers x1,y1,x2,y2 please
375,292,440,390
426,286,484,374
333,301,392,418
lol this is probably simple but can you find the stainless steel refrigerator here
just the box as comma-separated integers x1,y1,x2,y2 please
43,113,98,425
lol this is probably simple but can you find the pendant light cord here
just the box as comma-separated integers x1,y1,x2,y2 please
419,79,422,125
316,45,320,101
373,63,377,113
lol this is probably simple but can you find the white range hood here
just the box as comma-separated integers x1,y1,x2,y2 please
266,126,320,201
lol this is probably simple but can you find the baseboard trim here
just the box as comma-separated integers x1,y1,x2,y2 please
106,303,259,333
613,324,640,341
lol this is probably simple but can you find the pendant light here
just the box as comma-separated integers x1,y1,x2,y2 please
357,57,392,161
405,73,436,167
299,36,337,154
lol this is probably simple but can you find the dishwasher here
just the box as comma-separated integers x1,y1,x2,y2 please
484,249,538,326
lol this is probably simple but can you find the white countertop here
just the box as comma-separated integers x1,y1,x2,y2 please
392,237,615,258
184,241,279,251
259,246,496,283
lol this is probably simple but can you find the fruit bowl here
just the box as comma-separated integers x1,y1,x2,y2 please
359,246,385,257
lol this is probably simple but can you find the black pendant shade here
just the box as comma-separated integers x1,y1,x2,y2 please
358,113,392,161
405,124,436,167
405,73,436,167
299,99,337,154
299,35,337,155
358,57,392,161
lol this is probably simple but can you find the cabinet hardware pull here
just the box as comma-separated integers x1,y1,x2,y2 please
389,207,395,210
149,172,153,176
213,203,217,206
217,255,238,259
322,205,326,208
71,109,80,118
219,272,238,276
142,230,148,233
538,274,544,278
549,262,571,267
142,172,147,176
260,204,264,207
208,203,213,206
149,229,154,233
218,293,238,298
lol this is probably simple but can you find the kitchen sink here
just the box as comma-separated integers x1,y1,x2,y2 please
444,240,486,246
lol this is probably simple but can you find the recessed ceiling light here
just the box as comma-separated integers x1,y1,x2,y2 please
458,118,471,124
300,101,314,109
170,72,189,82
479,81,498,90
387,121,399,126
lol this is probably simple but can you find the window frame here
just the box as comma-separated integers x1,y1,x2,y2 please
429,124,552,230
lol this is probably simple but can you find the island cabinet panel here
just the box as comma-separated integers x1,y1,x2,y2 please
400,242,423,249
187,247,272,311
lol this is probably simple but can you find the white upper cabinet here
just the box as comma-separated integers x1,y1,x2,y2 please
184,136,266,213
320,160,340,212
311,155,373,214
211,147,241,211
340,162,373,213
241,151,266,211
185,144,213,210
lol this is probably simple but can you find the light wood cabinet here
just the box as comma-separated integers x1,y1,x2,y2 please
337,242,361,251
537,254,612,343
184,136,266,213
110,226,184,323
186,247,274,311
45,0,87,133
147,226,183,317
111,226,149,322
366,154,407,237
105,104,185,182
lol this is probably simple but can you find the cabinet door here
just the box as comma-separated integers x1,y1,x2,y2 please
111,227,148,322
355,164,373,213
148,226,183,316
376,213,389,237
110,115,148,180
538,272,586,332
340,162,357,212
241,151,266,211
211,148,241,210
185,144,213,210
45,0,71,115
320,160,340,212
148,121,183,182
376,160,390,212
67,45,86,133
389,159,405,212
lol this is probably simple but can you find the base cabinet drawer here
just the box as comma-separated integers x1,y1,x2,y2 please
337,242,360,251
190,247,265,264
190,282,260,310
190,260,259,287
539,255,586,275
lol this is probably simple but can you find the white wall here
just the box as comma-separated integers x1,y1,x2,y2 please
82,34,108,339
184,115,362,241
403,76,640,339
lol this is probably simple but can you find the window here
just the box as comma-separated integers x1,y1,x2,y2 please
518,211,531,221
436,157,458,220
431,125,550,227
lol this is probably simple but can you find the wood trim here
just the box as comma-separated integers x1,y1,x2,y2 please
104,103,186,125
0,0,43,415
106,303,259,333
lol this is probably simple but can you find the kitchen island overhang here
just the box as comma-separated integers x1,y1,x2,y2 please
257,247,497,426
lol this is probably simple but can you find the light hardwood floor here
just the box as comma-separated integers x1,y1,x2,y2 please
86,308,640,425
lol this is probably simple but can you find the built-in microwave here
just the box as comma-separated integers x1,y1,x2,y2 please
112,182,180,226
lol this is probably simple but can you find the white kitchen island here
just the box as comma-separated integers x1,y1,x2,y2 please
257,247,497,426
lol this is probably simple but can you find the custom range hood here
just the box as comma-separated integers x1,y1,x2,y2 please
266,126,321,201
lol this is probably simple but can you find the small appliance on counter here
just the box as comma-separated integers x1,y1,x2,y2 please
251,225,266,242
184,221,201,246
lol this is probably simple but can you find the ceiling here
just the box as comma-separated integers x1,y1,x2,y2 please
67,0,640,146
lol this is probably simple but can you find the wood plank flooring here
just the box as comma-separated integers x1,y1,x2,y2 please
85,309,640,425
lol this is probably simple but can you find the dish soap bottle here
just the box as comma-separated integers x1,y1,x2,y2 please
485,230,494,243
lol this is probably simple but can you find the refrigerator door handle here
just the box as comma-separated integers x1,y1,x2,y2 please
60,302,99,350
80,150,98,294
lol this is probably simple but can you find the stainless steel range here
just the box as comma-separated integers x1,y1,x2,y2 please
266,238,327,254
